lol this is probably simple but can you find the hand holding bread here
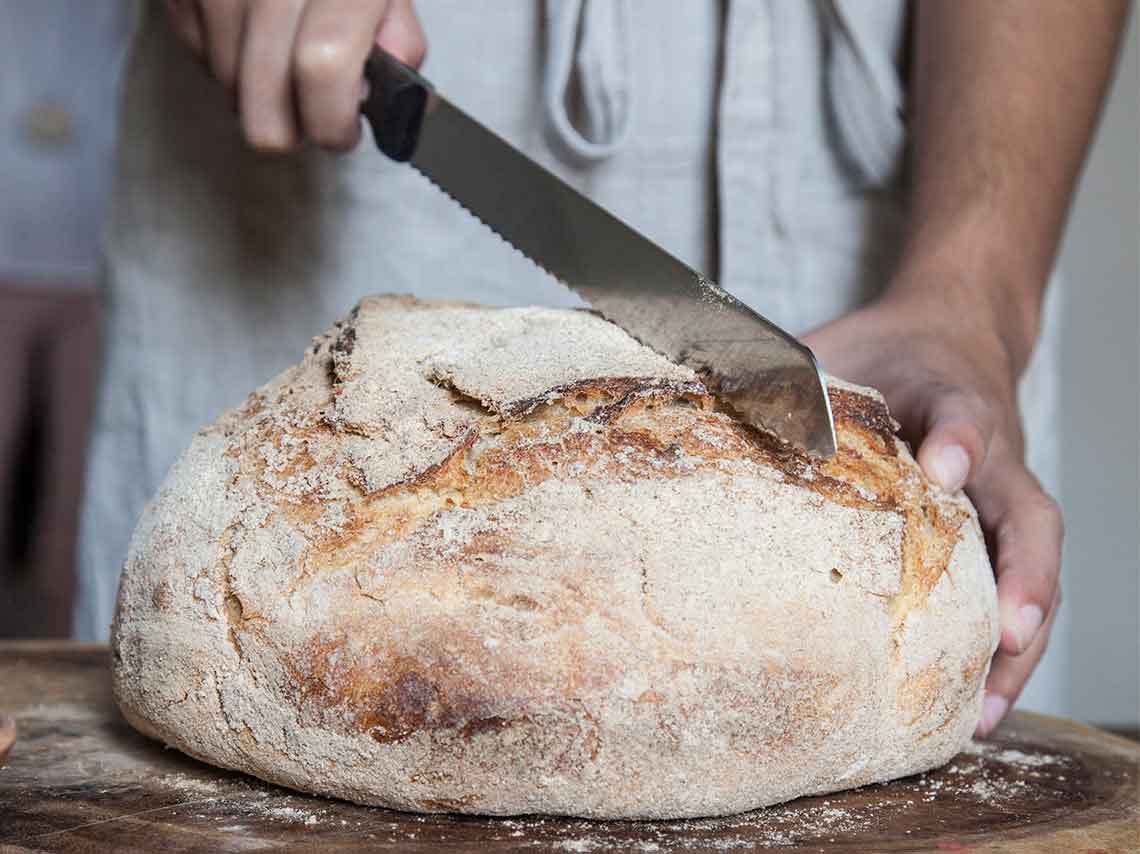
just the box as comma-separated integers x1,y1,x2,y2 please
805,285,1063,738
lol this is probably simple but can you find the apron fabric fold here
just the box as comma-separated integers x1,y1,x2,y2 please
543,0,633,161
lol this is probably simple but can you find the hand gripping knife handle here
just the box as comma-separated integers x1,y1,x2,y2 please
361,47,433,162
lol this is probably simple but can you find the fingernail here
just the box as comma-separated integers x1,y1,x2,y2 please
929,445,970,492
1016,604,1044,651
977,694,1008,736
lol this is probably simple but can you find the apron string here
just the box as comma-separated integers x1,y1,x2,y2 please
543,0,633,161
823,0,907,187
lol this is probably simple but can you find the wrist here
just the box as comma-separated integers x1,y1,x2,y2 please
886,225,1046,376
880,272,1036,384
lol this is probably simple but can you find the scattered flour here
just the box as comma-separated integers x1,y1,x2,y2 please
989,748,1067,767
159,773,226,794
76,733,1075,851
262,805,324,824
962,740,1067,767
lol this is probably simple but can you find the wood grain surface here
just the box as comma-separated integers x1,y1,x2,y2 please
0,642,1136,853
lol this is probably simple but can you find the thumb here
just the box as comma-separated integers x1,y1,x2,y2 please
915,389,994,492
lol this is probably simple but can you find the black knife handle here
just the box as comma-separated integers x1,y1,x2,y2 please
361,47,432,162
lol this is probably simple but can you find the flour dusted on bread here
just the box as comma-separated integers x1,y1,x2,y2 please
111,295,999,819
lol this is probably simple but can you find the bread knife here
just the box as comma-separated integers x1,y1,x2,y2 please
361,48,836,457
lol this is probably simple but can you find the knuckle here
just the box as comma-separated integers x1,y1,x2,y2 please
294,36,351,84
959,386,989,414
932,387,993,450
1032,491,1064,532
943,385,987,418
964,418,992,457
966,397,998,441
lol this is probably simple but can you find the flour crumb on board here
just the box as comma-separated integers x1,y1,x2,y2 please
963,740,1068,767
478,739,1077,852
263,805,324,824
554,841,602,852
159,773,226,794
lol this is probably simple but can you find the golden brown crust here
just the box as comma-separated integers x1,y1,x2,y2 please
828,385,899,448
227,336,971,748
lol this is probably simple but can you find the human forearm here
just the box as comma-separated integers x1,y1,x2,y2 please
892,0,1129,371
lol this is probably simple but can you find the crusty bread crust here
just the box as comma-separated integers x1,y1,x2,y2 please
111,295,998,819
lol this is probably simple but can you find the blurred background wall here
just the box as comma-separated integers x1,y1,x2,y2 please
0,2,134,637
1057,9,1139,732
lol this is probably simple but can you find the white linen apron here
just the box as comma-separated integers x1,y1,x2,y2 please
77,0,1067,715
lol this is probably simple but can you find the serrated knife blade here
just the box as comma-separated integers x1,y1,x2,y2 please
362,49,836,457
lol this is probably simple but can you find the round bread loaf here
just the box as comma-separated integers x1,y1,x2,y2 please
111,295,999,819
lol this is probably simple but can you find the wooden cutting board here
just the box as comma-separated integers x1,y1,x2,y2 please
1,642,1136,853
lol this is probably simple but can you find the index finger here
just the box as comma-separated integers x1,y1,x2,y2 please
969,437,1064,658
976,589,1060,736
